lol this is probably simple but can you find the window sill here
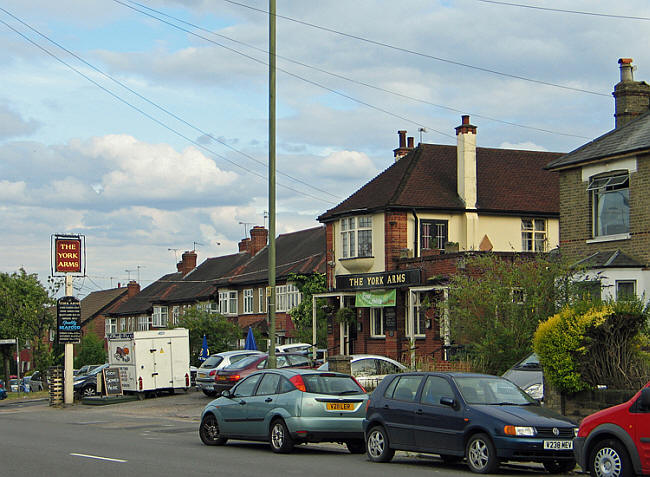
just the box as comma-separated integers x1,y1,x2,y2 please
370,335,386,339
339,256,375,273
586,233,631,244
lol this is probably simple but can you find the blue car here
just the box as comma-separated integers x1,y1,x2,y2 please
364,372,577,474
0,380,7,400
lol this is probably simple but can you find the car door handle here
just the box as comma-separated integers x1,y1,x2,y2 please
383,404,390,409
415,409,423,415
238,399,246,405
265,398,273,402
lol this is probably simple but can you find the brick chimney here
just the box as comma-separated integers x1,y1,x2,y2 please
393,130,415,161
179,250,197,276
238,237,251,254
249,226,268,256
455,115,477,209
613,58,650,128
127,280,140,297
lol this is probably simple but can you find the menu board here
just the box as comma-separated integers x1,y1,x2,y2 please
56,296,81,344
103,367,123,396
384,307,397,331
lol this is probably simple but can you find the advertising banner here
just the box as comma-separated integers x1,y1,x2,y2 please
355,289,397,307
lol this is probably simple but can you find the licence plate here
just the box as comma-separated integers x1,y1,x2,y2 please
198,372,207,378
544,440,573,450
217,376,227,381
326,402,354,411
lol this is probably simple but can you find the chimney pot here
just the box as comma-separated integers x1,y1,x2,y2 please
398,130,407,148
462,115,470,125
407,137,414,148
127,280,140,297
619,58,635,82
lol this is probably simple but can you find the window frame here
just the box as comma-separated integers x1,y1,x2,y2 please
420,220,448,251
243,289,254,314
218,290,238,315
152,305,168,328
521,218,547,252
340,215,373,258
259,288,266,313
616,280,636,300
370,308,385,338
589,172,630,238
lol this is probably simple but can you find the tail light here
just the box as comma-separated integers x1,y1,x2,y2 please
352,377,367,393
138,376,143,391
185,373,190,387
289,375,307,392
227,374,241,382
209,370,216,377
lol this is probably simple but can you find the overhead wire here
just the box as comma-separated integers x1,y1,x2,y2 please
124,0,590,140
473,0,650,21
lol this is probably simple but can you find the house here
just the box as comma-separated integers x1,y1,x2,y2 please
546,58,650,300
79,284,135,349
316,116,562,363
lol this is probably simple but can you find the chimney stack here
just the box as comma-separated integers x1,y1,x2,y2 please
127,280,140,297
455,115,477,209
613,58,650,128
179,250,197,276
249,226,268,256
393,130,415,161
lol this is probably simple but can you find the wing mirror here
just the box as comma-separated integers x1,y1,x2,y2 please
440,397,457,409
221,389,233,399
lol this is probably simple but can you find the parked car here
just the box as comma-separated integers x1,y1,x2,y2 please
213,353,314,396
502,352,544,401
199,368,368,453
74,364,102,377
0,380,6,400
73,364,109,398
275,342,312,354
574,382,650,477
27,371,45,391
318,354,407,390
196,350,264,397
9,378,20,392
364,372,578,474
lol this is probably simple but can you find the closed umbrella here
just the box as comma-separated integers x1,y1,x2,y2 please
199,334,209,362
244,327,257,350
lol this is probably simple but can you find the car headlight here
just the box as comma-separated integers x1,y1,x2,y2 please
524,382,544,400
504,425,537,437
574,427,579,438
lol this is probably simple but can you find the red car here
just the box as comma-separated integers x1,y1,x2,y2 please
574,382,650,477
213,353,314,396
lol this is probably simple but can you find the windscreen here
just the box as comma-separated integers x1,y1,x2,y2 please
302,374,364,395
454,376,536,405
199,355,224,369
224,354,262,370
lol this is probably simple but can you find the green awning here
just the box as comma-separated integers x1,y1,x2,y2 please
355,289,396,307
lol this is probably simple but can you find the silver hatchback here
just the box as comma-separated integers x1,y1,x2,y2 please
196,350,263,397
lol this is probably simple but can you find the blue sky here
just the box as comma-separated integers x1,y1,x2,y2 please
1,0,649,295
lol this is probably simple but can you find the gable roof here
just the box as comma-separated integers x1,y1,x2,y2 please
546,110,650,170
109,272,181,316
318,143,561,222
80,287,128,326
573,250,644,269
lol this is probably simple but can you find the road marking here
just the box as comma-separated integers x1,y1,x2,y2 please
70,453,127,463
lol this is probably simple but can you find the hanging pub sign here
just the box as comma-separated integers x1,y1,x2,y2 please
51,234,85,275
57,296,82,344
336,269,421,291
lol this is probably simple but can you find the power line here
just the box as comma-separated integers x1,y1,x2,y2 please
0,11,338,205
220,0,609,98
473,0,650,21
123,0,590,140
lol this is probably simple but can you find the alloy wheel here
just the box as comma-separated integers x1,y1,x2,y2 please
593,447,622,477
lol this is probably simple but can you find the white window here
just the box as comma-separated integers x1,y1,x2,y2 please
152,306,168,327
137,315,150,331
421,220,448,250
587,173,630,237
218,291,238,315
171,306,180,325
341,215,372,258
259,288,266,313
522,219,547,252
276,284,302,312
616,280,636,300
370,308,385,338
105,318,117,335
119,318,127,332
408,292,427,337
243,289,254,314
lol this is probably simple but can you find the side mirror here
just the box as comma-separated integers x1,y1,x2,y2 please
640,387,650,410
221,389,233,399
440,397,456,408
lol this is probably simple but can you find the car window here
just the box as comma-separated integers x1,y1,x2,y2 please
287,355,310,367
276,356,289,368
421,376,455,406
278,377,295,394
227,355,261,370
256,373,281,395
302,374,364,395
233,374,262,397
351,359,377,376
230,354,253,365
199,355,224,369
388,375,422,402
377,359,402,375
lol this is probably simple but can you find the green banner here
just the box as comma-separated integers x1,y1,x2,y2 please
355,289,396,307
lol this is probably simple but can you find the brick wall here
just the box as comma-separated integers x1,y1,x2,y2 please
384,211,408,270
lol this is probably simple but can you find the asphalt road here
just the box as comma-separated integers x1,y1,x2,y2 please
0,391,564,477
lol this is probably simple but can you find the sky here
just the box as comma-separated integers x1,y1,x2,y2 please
1,0,649,297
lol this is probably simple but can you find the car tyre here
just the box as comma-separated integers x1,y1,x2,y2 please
81,385,96,398
440,454,463,464
589,438,632,477
543,459,576,474
269,419,294,454
346,439,366,454
366,425,395,463
202,389,216,397
466,433,499,474
199,413,228,446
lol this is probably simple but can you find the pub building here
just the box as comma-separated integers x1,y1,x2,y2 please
314,116,561,365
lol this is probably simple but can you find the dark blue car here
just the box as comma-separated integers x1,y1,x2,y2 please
364,372,577,474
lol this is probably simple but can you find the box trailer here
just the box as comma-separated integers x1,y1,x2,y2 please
107,328,191,397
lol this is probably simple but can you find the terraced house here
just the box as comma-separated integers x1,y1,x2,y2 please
316,116,562,363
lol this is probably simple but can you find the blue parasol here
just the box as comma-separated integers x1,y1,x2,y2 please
198,334,209,362
244,326,257,350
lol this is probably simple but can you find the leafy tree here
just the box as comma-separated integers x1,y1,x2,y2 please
175,307,241,367
0,269,55,382
74,332,107,368
288,273,327,348
445,254,577,375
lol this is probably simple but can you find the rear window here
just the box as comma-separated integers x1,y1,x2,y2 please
225,354,261,370
302,374,364,395
199,355,224,369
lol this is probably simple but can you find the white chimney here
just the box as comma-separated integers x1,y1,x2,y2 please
455,115,477,209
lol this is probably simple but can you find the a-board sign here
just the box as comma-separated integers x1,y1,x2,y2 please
56,296,82,344
103,367,123,396
384,307,397,331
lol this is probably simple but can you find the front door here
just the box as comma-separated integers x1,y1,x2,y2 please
381,375,423,448
219,374,262,437
245,373,281,437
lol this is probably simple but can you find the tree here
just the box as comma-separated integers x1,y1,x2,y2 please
175,307,241,367
288,273,328,348
0,269,55,382
74,332,107,368
445,254,577,375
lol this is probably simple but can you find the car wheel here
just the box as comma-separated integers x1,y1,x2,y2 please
346,439,366,454
590,439,632,477
466,433,499,474
366,426,395,463
199,413,227,446
81,385,96,398
543,459,576,474
269,419,294,454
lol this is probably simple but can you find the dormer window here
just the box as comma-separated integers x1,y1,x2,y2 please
587,172,629,237
341,216,372,258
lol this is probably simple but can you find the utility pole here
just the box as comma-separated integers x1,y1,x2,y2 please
267,0,277,368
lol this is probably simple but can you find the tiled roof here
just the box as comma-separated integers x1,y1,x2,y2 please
547,110,650,170
219,226,326,286
573,250,644,269
318,144,561,221
80,288,128,325
110,272,182,316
